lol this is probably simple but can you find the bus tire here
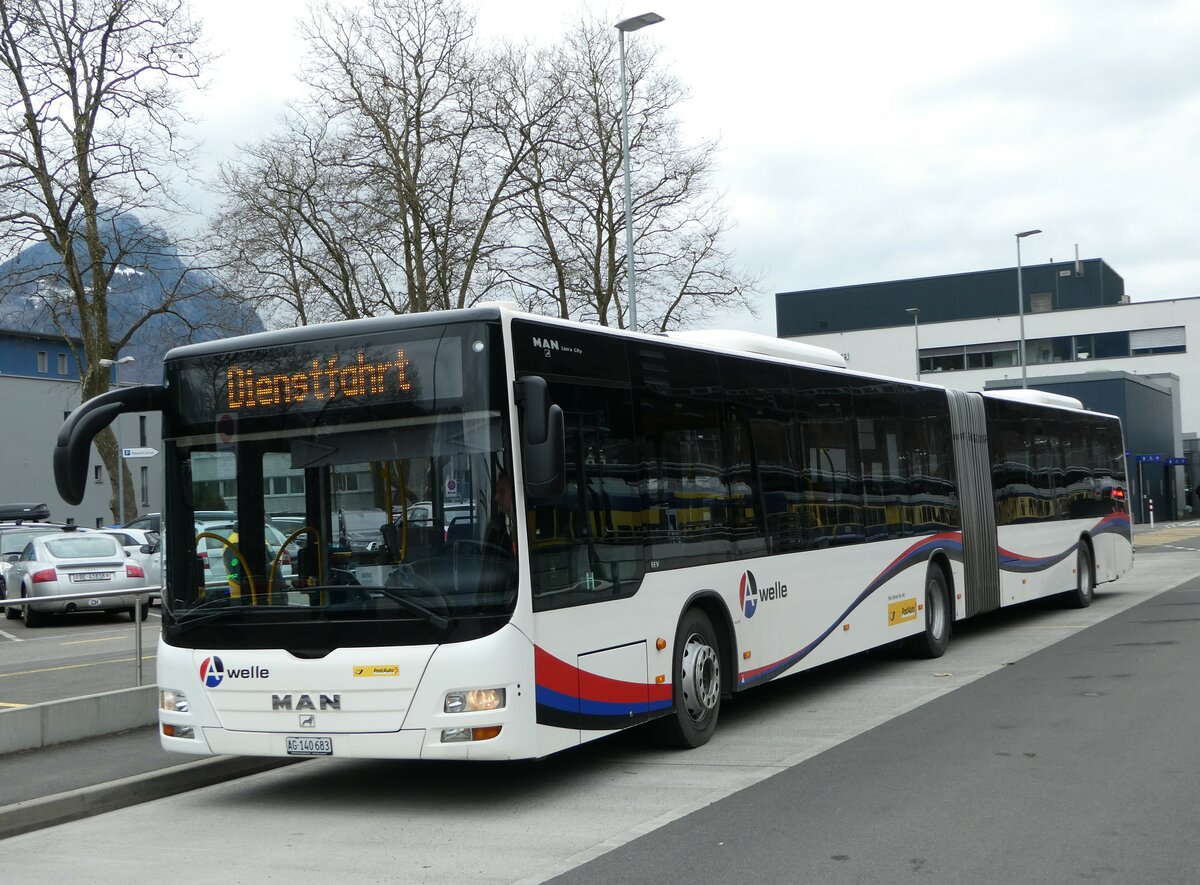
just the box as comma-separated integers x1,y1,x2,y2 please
650,608,722,749
1065,544,1095,609
906,564,950,659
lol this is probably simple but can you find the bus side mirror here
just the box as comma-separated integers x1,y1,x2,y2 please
54,384,164,505
515,376,565,498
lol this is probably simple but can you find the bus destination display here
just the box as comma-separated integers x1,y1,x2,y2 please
174,335,464,428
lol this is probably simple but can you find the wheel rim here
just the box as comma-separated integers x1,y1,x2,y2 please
681,632,720,721
1080,552,1093,599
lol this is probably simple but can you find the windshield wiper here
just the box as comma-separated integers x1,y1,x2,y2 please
171,604,271,633
368,586,450,630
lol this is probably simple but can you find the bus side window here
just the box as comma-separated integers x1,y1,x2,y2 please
528,381,645,611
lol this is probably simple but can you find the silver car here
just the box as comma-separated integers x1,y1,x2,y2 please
11,529,150,627
98,528,162,600
2,523,73,620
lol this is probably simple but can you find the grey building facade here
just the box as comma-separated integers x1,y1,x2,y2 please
0,329,163,527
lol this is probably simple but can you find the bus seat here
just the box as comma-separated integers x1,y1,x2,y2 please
446,519,476,546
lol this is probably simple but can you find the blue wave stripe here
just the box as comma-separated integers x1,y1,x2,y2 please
739,533,963,689
535,683,672,716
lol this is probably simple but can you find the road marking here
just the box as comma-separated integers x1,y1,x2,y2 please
0,655,156,679
0,627,21,642
61,636,125,646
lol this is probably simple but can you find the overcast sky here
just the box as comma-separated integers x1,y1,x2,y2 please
183,0,1200,336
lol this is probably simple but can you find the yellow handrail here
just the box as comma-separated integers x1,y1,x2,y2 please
195,531,257,604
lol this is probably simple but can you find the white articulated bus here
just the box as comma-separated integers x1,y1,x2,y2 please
54,306,1132,760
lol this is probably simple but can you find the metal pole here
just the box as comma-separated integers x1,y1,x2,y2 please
619,28,637,332
906,308,921,380
1015,229,1041,389
116,359,126,522
135,595,143,686
1016,237,1027,389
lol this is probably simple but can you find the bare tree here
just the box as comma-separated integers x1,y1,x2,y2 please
300,0,536,315
501,16,758,331
208,114,388,327
0,0,208,521
211,1,754,335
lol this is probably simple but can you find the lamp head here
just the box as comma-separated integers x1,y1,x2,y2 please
616,12,664,32
1016,229,1042,239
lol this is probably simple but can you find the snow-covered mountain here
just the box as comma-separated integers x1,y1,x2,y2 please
0,214,262,384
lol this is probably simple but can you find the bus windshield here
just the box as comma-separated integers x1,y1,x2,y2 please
159,321,516,651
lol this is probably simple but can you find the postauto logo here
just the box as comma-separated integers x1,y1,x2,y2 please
200,656,225,688
739,570,788,619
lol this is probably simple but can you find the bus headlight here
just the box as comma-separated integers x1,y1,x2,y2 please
160,688,189,713
444,688,505,713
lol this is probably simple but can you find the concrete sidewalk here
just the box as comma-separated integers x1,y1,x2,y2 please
0,695,295,840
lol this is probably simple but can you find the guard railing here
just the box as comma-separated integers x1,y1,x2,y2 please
0,586,161,686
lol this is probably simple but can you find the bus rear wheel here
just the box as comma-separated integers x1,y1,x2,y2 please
1065,544,1095,609
907,564,950,659
650,608,722,749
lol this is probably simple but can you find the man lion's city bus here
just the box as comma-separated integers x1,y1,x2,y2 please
54,306,1132,760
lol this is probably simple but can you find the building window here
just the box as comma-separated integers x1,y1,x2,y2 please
1093,331,1130,359
1030,292,1052,313
37,351,48,373
57,353,68,375
1130,326,1186,355
1027,336,1073,365
94,464,103,483
140,466,149,507
139,415,147,447
917,327,1180,374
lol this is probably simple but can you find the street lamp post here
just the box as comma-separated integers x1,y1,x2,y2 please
905,307,921,380
1015,229,1042,388
616,11,664,333
99,356,136,524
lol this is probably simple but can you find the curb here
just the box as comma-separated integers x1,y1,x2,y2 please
0,686,159,755
0,755,301,841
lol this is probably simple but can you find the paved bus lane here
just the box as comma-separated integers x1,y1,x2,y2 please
0,544,1196,883
549,573,1200,885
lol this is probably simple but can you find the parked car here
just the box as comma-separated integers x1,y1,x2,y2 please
10,528,149,626
97,528,162,600
122,510,235,534
1,522,77,620
403,501,475,537
195,522,294,594
333,509,389,552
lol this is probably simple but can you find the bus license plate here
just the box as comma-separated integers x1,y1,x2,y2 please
286,736,333,756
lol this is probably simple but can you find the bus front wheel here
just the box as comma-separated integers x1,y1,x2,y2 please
907,564,950,659
1065,544,1095,609
650,608,722,749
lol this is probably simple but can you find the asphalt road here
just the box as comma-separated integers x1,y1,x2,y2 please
549,575,1200,884
1,537,1195,883
0,609,158,707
